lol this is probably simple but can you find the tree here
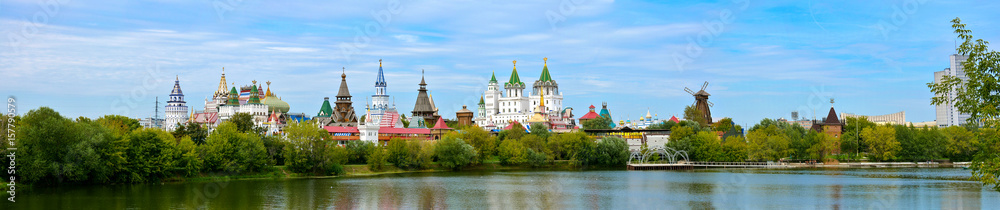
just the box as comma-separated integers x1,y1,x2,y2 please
592,137,629,166
366,146,388,171
498,138,528,165
971,128,1000,191
807,132,839,161
347,140,376,164
175,136,202,177
582,116,613,130
456,127,497,163
928,18,1000,128
712,118,742,132
683,105,707,127
122,128,178,183
646,120,675,130
528,123,551,139
18,107,91,184
261,135,286,166
942,126,978,162
283,121,346,175
721,136,748,162
435,136,477,170
95,115,140,138
200,121,271,174
229,112,257,134
861,125,899,162
747,123,792,161
498,122,526,141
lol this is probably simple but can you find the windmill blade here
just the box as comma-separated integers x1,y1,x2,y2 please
684,87,695,95
701,81,709,91
708,101,715,107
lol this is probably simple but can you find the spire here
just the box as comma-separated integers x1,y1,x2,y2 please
265,81,274,97
490,71,498,83
337,67,352,98
214,67,228,97
506,60,523,86
170,75,183,96
539,57,552,82
375,59,387,87
419,69,426,86
479,96,485,105
539,86,545,108
227,85,239,106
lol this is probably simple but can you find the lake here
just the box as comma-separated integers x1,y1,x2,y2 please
7,167,998,209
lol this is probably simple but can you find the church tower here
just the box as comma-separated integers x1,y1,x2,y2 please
370,59,390,124
165,76,189,131
335,67,358,123
484,71,502,119
531,57,562,115
412,70,436,123
205,68,228,113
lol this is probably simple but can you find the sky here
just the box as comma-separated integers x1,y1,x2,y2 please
1,0,998,127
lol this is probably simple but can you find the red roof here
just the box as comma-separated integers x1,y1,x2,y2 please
431,117,451,130
579,110,599,120
324,126,431,135
669,116,680,123
504,121,523,130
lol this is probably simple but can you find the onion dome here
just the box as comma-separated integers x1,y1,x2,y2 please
262,81,290,113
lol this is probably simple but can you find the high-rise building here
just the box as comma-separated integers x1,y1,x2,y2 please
165,76,189,131
934,54,971,127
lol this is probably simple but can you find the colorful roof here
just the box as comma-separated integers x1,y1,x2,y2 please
489,71,498,83
506,60,524,86
431,117,451,130
504,120,523,130
191,112,219,124
669,116,680,123
317,97,334,117
412,73,434,114
213,68,228,98
248,84,261,104
579,111,599,120
263,82,290,113
539,57,552,82
478,96,485,105
324,126,432,135
227,86,239,106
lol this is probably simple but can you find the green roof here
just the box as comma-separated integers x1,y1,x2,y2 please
479,96,485,105
317,98,333,117
506,67,523,86
227,87,239,106
539,65,552,82
490,71,497,83
248,85,261,104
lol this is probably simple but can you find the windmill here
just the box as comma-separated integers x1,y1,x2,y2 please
684,81,713,124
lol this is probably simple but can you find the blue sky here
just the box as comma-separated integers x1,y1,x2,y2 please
1,0,998,127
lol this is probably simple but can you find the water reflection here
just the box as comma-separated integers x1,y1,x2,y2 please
4,168,999,209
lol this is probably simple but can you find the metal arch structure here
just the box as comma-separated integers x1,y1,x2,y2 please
628,146,689,164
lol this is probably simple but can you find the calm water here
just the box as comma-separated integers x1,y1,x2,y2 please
6,168,998,209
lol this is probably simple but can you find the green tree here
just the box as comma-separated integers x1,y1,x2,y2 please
582,116,614,130
747,122,792,161
200,121,271,174
175,136,202,177
498,122,526,141
230,112,256,134
928,18,1000,128
942,126,978,162
95,115,140,138
646,120,676,130
683,105,707,127
498,138,528,165
591,136,629,166
971,128,1000,191
456,127,497,163
807,132,839,161
528,123,551,139
721,136,748,162
434,136,477,170
18,107,91,184
262,135,286,165
122,128,178,183
366,146,388,171
347,140,376,164
283,121,346,175
862,125,900,162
